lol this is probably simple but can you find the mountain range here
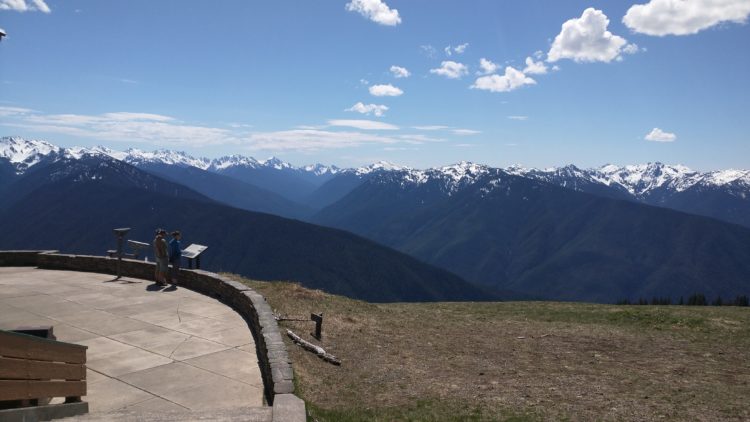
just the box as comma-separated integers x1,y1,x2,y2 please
2,136,750,303
4,136,747,227
0,147,490,302
313,166,750,302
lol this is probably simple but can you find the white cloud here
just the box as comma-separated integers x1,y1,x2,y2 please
0,0,50,13
471,66,536,93
247,129,399,151
0,106,35,117
345,0,401,26
398,134,443,144
369,84,403,97
101,112,174,122
390,65,411,78
328,119,398,130
413,125,451,130
522,57,548,74
454,43,469,54
624,0,750,36
644,127,676,142
384,146,419,151
533,50,544,59
247,130,441,152
547,8,635,63
420,45,437,58
452,129,481,136
478,58,499,75
7,110,237,147
0,107,445,152
345,102,389,117
507,115,529,121
228,123,254,129
444,43,469,56
430,61,469,79
622,43,641,55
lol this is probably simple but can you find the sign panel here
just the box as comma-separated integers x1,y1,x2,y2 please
182,244,208,259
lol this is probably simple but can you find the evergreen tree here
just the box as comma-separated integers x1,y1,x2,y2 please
688,293,707,306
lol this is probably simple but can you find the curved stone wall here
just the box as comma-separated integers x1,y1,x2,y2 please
0,250,305,421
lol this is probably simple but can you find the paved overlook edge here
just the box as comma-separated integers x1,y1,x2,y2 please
0,250,306,422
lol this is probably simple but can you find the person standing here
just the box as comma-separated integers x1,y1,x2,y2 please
153,229,169,286
169,231,182,285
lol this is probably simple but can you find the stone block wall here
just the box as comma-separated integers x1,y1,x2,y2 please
0,250,304,420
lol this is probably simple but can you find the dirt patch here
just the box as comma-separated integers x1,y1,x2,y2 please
232,276,750,421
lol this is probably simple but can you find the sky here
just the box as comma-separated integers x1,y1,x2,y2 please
1,0,749,170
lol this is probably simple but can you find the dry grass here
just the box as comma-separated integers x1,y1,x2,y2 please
230,276,750,421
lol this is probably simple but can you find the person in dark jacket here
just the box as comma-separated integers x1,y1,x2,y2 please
169,231,182,285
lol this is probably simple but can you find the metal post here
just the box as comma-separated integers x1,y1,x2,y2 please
113,228,131,280
116,235,124,279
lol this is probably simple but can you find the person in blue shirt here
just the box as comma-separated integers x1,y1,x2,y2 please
169,231,182,285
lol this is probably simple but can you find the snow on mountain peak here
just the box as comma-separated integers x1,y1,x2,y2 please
594,162,700,195
303,163,341,175
438,161,489,183
210,155,260,170
121,148,211,169
504,164,529,175
704,169,750,186
259,156,292,170
2,136,748,199
0,136,61,173
356,161,406,175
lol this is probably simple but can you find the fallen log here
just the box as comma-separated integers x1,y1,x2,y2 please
286,329,341,366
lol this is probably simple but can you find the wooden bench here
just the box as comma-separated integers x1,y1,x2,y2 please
0,329,88,419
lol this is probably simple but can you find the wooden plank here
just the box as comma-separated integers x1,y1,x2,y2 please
0,331,86,364
0,380,86,401
0,357,85,381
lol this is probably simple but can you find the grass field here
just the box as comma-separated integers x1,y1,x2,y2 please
231,276,750,421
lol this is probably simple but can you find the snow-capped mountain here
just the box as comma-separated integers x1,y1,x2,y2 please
9,135,744,195
302,163,341,176
344,161,750,228
0,136,62,174
312,159,750,304
3,136,749,226
0,136,339,176
353,160,406,175
367,161,493,194
121,148,212,170
509,162,750,200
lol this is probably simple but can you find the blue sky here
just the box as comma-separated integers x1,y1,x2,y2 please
1,0,749,170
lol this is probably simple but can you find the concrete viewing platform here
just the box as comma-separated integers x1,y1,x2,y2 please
0,267,267,418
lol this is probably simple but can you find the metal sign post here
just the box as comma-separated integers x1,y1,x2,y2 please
182,244,208,269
